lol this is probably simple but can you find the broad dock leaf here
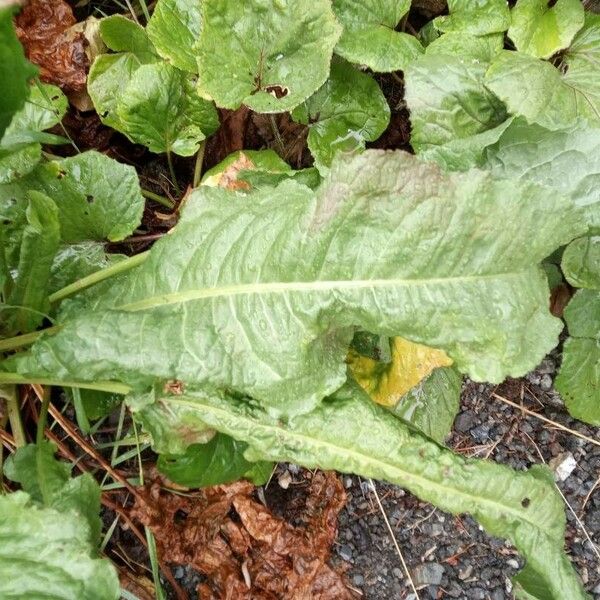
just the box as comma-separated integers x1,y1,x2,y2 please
9,151,584,415
129,382,588,600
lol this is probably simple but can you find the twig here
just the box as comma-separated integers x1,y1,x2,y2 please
369,479,420,599
492,393,600,448
141,189,175,210
47,403,143,501
581,474,600,513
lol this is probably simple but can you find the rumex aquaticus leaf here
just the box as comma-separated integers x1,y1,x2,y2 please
14,0,88,94
562,236,600,289
195,0,342,112
332,0,424,72
6,150,585,416
129,382,588,599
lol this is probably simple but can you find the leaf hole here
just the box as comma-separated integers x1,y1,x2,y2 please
547,0,557,6
56,169,67,179
86,195,94,204
265,84,289,99
521,497,530,508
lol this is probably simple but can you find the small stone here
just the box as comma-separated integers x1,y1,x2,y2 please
540,373,553,390
287,463,300,474
392,567,403,579
412,562,444,586
174,566,184,579
339,544,353,561
344,476,353,488
491,589,504,600
538,358,555,374
549,452,577,481
458,565,473,580
527,372,541,385
454,411,477,433
507,559,520,570
468,588,486,600
351,574,364,586
278,470,292,489
470,424,490,442
593,582,600,594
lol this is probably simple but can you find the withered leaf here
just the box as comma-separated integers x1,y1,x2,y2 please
15,0,88,94
133,472,356,599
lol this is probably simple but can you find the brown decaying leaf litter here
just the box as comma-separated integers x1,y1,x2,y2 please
133,471,358,599
15,0,88,94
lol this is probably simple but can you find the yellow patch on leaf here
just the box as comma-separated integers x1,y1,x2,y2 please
202,152,254,191
348,337,453,407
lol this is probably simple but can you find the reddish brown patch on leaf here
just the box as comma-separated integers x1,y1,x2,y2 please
15,0,88,94
132,472,357,599
163,380,185,395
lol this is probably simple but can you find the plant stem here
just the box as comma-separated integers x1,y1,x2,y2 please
166,150,181,197
36,387,50,446
141,188,175,210
193,141,206,188
0,373,131,395
49,251,149,305
0,327,56,353
1,385,26,447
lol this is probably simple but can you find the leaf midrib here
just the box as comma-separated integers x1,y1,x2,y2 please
168,396,562,538
120,270,531,311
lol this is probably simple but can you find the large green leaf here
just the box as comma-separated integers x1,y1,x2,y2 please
157,433,272,487
4,441,102,546
434,0,510,36
485,26,600,130
332,0,423,72
291,59,390,172
508,0,584,59
405,35,508,169
147,0,202,73
8,151,584,415
195,0,342,112
0,7,37,139
0,492,119,600
562,235,600,289
555,289,600,425
129,381,588,600
98,14,156,57
0,83,68,184
5,191,60,333
115,61,218,156
483,119,600,232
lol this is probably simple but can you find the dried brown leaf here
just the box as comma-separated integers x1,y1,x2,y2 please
15,0,88,94
133,471,356,600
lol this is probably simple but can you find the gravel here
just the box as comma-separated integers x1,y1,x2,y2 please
332,352,600,599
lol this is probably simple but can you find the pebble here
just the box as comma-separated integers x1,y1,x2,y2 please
411,562,444,586
174,566,184,579
540,373,553,390
454,411,477,433
339,544,353,561
549,452,577,481
277,470,292,489
458,565,473,580
506,559,520,570
392,567,403,579
352,574,364,586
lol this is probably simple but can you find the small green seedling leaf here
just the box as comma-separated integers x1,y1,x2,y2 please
0,83,68,184
196,0,342,112
147,0,202,73
292,59,390,172
508,0,584,59
157,433,272,487
562,236,600,289
555,289,600,426
116,61,218,156
5,191,59,333
332,0,423,72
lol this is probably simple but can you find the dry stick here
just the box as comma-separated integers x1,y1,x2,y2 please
582,474,600,513
492,393,600,448
369,479,420,599
47,403,143,501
